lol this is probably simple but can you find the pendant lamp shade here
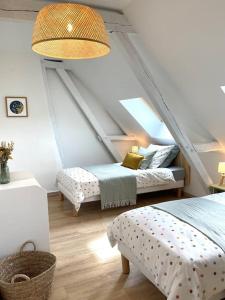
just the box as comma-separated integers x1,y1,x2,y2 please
32,3,110,59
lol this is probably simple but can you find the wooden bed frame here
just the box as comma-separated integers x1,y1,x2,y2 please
174,151,190,185
59,152,190,217
121,255,130,274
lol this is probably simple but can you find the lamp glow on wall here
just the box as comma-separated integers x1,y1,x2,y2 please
131,146,139,153
218,162,225,185
32,3,110,59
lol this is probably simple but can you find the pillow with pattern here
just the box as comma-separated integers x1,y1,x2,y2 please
160,145,179,168
148,144,175,168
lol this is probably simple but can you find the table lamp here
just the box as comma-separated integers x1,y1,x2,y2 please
131,146,139,154
218,162,225,185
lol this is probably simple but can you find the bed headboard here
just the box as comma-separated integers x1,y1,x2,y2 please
174,151,191,185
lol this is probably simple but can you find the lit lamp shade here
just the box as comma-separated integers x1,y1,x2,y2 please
32,3,110,59
218,162,225,174
131,146,139,153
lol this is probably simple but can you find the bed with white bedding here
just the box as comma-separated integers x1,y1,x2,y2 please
57,164,184,213
108,193,225,300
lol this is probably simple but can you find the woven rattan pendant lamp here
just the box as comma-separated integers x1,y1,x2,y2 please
32,3,110,59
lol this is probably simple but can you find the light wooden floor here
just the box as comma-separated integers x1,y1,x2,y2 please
49,191,181,300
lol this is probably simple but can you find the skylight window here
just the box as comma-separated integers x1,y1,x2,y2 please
220,86,225,94
120,98,174,142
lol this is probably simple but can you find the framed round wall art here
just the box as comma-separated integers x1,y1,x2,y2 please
5,97,28,117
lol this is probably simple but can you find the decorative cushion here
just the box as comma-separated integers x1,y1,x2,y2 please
160,145,180,168
138,147,156,169
122,152,144,170
148,144,175,169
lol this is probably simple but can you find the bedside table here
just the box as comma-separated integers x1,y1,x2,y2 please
209,184,225,194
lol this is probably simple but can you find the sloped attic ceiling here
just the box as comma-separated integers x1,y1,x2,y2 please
125,0,225,146
62,32,211,146
124,0,225,191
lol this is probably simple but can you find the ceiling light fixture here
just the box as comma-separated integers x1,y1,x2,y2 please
32,3,110,59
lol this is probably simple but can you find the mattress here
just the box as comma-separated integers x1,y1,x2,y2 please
168,166,185,181
108,193,225,300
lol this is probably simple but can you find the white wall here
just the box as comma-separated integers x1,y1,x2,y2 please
125,0,225,195
0,19,60,191
46,68,115,167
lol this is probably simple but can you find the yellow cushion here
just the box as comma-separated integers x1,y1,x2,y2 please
122,152,144,170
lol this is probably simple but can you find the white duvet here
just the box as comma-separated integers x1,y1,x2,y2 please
56,166,175,211
108,193,225,300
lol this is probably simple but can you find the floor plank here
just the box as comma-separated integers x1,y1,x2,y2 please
49,191,181,300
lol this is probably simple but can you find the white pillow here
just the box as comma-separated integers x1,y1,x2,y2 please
138,146,154,156
138,147,157,169
148,144,174,168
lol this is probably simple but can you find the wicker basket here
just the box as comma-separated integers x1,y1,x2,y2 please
0,241,56,300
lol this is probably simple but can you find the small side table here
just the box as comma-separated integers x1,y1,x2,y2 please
209,184,225,194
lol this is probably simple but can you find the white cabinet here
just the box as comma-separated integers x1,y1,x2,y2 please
0,172,50,258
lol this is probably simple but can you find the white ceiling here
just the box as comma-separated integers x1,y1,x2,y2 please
0,0,132,20
40,0,132,10
0,0,132,12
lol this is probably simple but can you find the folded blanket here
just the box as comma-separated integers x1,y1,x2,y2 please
152,198,225,252
84,164,136,210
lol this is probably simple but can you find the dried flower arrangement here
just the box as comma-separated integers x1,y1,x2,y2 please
0,141,14,164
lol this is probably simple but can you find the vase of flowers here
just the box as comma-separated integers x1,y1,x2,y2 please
0,141,14,184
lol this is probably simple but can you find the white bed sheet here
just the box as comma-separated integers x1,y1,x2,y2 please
56,166,175,210
107,193,225,300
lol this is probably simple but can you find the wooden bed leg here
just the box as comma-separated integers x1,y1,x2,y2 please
60,192,65,202
121,255,130,274
177,188,183,198
72,206,79,217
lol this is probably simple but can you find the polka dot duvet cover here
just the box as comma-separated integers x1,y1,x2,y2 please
108,193,225,300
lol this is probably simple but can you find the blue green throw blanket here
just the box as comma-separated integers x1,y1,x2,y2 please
84,164,136,210
152,198,225,252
